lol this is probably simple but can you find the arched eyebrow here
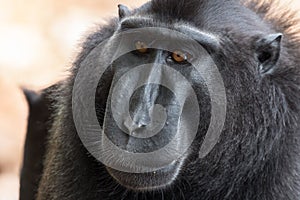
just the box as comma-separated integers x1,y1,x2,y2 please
119,18,221,53
120,17,154,30
174,24,221,53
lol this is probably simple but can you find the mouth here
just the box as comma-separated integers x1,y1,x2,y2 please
106,158,184,191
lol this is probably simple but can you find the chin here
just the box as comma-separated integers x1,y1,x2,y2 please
106,159,184,191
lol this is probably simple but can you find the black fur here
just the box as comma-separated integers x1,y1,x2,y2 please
20,85,58,200
20,0,300,199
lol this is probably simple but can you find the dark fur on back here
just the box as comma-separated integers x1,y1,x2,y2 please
21,0,300,200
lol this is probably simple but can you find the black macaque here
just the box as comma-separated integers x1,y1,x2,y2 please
20,0,300,199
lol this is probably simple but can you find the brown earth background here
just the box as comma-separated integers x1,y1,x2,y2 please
0,0,299,199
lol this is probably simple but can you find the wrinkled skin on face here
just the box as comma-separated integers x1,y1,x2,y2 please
94,45,212,189
20,0,300,200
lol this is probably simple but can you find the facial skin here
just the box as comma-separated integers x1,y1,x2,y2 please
92,16,217,190
20,1,300,200
93,4,284,191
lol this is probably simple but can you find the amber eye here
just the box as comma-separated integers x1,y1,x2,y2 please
172,50,188,63
135,41,148,53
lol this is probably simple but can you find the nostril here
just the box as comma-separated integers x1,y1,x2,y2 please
137,123,147,128
134,115,151,128
131,108,152,128
124,117,148,136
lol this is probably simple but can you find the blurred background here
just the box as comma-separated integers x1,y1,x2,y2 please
0,0,299,199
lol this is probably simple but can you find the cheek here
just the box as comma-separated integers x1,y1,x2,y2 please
95,67,114,127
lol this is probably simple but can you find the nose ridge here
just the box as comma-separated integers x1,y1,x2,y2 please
131,103,152,128
130,84,160,126
126,59,163,135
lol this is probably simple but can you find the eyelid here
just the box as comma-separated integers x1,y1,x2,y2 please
171,50,192,64
176,50,192,59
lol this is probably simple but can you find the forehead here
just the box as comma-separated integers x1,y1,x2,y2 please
118,16,220,52
132,0,271,38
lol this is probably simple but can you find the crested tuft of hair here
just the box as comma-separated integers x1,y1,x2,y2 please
151,0,203,20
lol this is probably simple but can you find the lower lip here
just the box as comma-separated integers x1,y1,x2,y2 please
106,159,184,191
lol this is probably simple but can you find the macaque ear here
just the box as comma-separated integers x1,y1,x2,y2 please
255,33,283,75
118,4,131,20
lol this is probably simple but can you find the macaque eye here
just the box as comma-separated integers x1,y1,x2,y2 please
172,50,190,63
135,41,148,53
